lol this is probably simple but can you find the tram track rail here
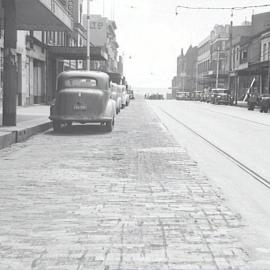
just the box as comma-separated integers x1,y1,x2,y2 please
194,104,270,128
160,108,270,189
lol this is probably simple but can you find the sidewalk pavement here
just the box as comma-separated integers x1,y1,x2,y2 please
0,105,51,150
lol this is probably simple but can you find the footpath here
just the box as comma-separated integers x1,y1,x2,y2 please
0,105,51,150
0,98,254,269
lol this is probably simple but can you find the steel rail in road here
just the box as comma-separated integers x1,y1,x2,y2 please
193,105,270,128
160,108,270,189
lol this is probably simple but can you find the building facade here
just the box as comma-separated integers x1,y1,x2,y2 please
83,14,120,74
1,0,121,108
171,46,198,97
173,11,270,100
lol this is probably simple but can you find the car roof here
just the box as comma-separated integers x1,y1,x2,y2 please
57,70,110,81
212,88,229,91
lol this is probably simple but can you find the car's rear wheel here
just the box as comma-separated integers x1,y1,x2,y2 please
52,120,61,132
105,118,114,132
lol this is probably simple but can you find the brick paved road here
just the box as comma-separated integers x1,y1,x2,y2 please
0,99,249,269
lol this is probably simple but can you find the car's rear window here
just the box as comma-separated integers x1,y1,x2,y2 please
61,77,98,89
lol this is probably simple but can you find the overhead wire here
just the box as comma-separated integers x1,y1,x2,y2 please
175,4,270,14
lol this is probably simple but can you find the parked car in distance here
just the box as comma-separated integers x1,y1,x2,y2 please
128,89,135,100
201,88,211,102
194,91,203,101
259,94,270,113
49,70,116,132
110,82,122,114
122,85,130,107
148,93,164,100
247,91,259,111
211,88,233,105
118,84,130,108
176,91,190,100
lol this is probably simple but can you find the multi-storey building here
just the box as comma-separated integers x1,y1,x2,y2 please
227,12,270,99
1,0,113,108
171,46,198,97
197,36,211,90
82,14,120,74
0,0,74,107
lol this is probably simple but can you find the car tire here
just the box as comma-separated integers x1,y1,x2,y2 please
53,120,61,132
105,118,114,132
264,107,268,113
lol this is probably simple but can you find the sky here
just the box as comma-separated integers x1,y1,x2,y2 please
84,0,270,92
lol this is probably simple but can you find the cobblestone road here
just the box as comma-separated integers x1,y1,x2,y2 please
0,99,250,269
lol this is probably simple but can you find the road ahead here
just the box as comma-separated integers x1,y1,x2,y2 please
149,99,270,267
0,98,270,269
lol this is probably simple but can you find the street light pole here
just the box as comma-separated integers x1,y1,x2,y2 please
216,48,220,89
86,0,92,71
228,9,233,100
2,0,17,126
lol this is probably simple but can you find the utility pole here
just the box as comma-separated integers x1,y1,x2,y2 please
86,0,92,71
215,48,220,89
2,0,17,126
196,62,198,91
228,9,233,102
267,47,270,94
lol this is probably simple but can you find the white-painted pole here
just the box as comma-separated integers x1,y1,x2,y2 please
86,0,91,70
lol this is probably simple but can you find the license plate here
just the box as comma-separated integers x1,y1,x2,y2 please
73,104,87,111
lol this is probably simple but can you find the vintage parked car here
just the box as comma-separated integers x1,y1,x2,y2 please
259,94,270,113
176,91,190,100
148,93,164,100
119,85,130,108
211,88,233,105
194,91,203,101
49,70,116,132
128,89,135,100
110,82,122,114
247,91,259,111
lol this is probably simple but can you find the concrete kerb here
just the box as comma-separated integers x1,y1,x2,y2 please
0,131,16,149
0,121,52,150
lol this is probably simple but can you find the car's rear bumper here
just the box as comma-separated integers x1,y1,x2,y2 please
49,115,113,123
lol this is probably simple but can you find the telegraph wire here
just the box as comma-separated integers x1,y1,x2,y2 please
175,4,270,15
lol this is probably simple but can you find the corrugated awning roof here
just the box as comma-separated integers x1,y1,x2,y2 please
47,46,108,61
15,0,73,31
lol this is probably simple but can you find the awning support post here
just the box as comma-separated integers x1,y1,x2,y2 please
2,0,17,126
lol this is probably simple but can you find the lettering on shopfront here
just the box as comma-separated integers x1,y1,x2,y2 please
90,22,104,30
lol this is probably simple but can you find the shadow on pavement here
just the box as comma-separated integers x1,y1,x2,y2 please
45,124,110,136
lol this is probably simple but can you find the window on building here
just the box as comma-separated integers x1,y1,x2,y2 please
242,50,247,62
263,43,267,61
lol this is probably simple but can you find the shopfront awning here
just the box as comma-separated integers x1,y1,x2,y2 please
16,0,73,31
237,61,269,76
47,46,108,61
